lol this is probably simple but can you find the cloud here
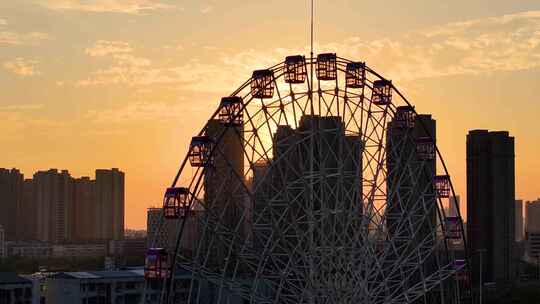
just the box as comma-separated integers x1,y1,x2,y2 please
85,40,133,56
38,0,176,14
201,6,213,14
325,10,540,81
3,58,40,77
77,10,540,92
0,19,7,26
0,31,49,46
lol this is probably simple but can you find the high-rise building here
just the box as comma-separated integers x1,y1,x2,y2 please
526,199,540,258
73,177,95,241
449,195,461,217
0,168,23,241
95,168,125,240
386,114,437,295
516,200,524,242
18,179,37,240
33,169,73,243
467,130,515,286
147,207,200,254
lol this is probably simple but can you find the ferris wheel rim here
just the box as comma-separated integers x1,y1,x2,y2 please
148,52,471,304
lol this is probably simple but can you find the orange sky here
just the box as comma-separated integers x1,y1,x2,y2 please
1,1,539,229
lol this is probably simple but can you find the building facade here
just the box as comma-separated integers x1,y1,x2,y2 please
0,272,34,304
516,200,524,242
95,169,125,241
0,225,5,259
526,199,540,258
467,130,515,287
0,168,125,244
33,169,73,244
0,169,23,241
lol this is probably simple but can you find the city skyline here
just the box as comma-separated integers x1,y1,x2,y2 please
2,1,540,229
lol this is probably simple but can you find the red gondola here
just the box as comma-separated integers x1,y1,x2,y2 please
345,62,366,89
188,136,213,167
435,175,451,198
251,69,274,98
145,248,169,280
445,216,462,240
219,96,243,126
316,53,337,81
163,187,190,219
395,106,416,129
371,79,392,105
284,55,307,84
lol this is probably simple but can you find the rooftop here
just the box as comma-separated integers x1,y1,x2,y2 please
0,273,32,285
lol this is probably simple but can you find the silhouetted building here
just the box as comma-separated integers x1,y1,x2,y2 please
18,179,37,241
526,199,540,234
33,169,73,244
0,225,5,259
73,177,95,241
203,119,245,263
147,207,201,258
0,272,34,304
467,130,515,287
516,200,524,242
526,199,540,258
386,114,437,297
0,168,23,241
251,115,363,301
95,168,125,241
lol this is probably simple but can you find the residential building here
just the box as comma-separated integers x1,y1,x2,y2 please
0,272,34,304
95,169,125,241
0,225,5,259
467,130,515,287
19,179,37,241
526,199,540,258
33,169,73,244
6,241,52,258
72,177,95,241
0,169,23,241
516,200,524,242
146,207,201,256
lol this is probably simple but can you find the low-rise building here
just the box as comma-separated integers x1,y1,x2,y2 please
6,242,52,258
0,272,34,304
47,270,148,304
109,239,147,258
6,242,108,258
52,243,107,257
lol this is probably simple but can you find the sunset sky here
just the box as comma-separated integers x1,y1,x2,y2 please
1,0,539,229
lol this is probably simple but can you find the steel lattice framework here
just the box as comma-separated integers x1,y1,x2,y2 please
144,54,472,304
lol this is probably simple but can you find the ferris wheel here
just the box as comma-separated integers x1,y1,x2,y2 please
143,53,472,304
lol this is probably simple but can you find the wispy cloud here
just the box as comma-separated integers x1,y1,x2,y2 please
325,10,540,81
3,58,40,77
0,31,49,46
38,0,176,14
77,10,540,93
201,5,213,14
85,40,133,56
